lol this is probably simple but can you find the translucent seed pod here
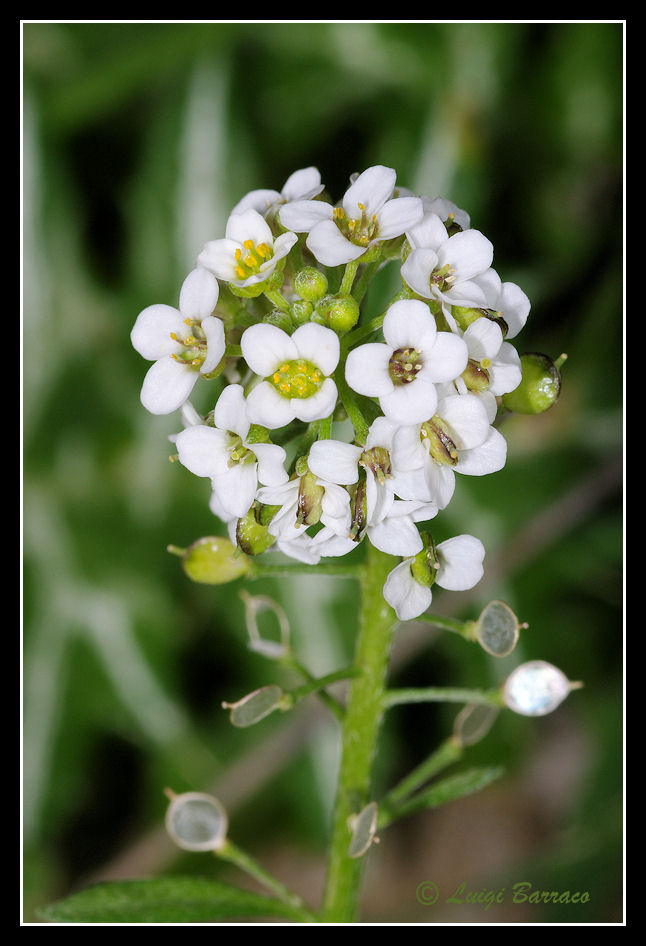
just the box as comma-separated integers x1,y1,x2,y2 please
503,660,582,717
453,702,499,747
165,791,228,852
473,600,522,658
222,684,286,728
348,801,379,859
170,536,252,585
239,589,290,659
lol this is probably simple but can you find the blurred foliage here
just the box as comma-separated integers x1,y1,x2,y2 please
22,22,623,924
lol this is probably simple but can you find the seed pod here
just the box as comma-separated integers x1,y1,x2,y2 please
501,353,561,415
165,791,228,852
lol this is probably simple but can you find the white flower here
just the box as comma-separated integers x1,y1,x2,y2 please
401,215,494,328
131,267,224,415
230,166,324,218
241,322,340,428
391,390,507,510
198,208,297,290
471,268,531,339
421,195,471,233
308,418,437,557
460,317,522,397
279,165,423,267
383,534,485,621
344,298,468,425
174,384,288,518
256,474,351,542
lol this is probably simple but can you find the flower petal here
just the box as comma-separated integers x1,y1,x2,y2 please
178,267,220,321
200,316,227,374
488,342,522,396
306,219,366,266
212,463,259,519
368,514,423,557
291,322,340,376
175,424,231,478
463,317,503,363
213,383,250,439
278,199,333,233
131,305,185,360
438,393,490,450
245,380,296,429
400,248,438,298
379,377,438,425
382,298,437,351
454,427,507,476
435,534,485,591
308,439,362,485
342,165,396,218
140,357,198,415
420,331,468,384
197,239,241,282
291,377,338,422
383,560,433,621
241,323,298,377
252,443,288,486
438,229,493,282
345,342,393,397
230,188,282,216
225,208,273,247
281,166,323,202
406,211,449,250
376,196,423,240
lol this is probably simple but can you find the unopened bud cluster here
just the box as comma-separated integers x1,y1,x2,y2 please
132,164,562,620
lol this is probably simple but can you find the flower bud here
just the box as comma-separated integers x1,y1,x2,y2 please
503,660,582,716
293,266,328,302
409,533,439,588
289,299,314,326
296,470,325,527
236,507,277,556
170,536,252,585
313,293,360,334
451,305,509,337
501,353,562,415
165,790,228,852
264,308,293,333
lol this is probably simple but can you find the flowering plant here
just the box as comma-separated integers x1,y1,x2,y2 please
51,163,577,924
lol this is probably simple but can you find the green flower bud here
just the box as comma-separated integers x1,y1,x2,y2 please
409,533,439,588
501,352,562,415
170,536,252,584
293,266,328,302
296,470,325,526
314,292,360,334
289,299,314,326
236,507,277,556
461,357,491,393
452,305,509,337
264,308,293,333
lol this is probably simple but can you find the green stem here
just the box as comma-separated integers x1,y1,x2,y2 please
322,544,398,922
286,666,359,708
280,653,348,722
334,364,370,445
263,288,291,312
216,839,317,921
383,686,505,710
351,261,381,305
342,286,412,349
339,258,360,296
411,612,477,639
379,736,463,819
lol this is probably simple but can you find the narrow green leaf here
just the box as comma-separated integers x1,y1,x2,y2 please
37,876,311,924
379,766,504,828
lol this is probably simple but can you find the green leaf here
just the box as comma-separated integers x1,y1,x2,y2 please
381,766,504,827
37,876,311,924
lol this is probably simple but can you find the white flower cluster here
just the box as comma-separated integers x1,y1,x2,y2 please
131,165,531,621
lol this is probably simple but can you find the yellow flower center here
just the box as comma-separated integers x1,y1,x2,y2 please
333,203,379,247
234,239,273,281
269,359,324,399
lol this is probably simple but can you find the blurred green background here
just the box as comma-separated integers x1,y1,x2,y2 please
22,21,623,924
